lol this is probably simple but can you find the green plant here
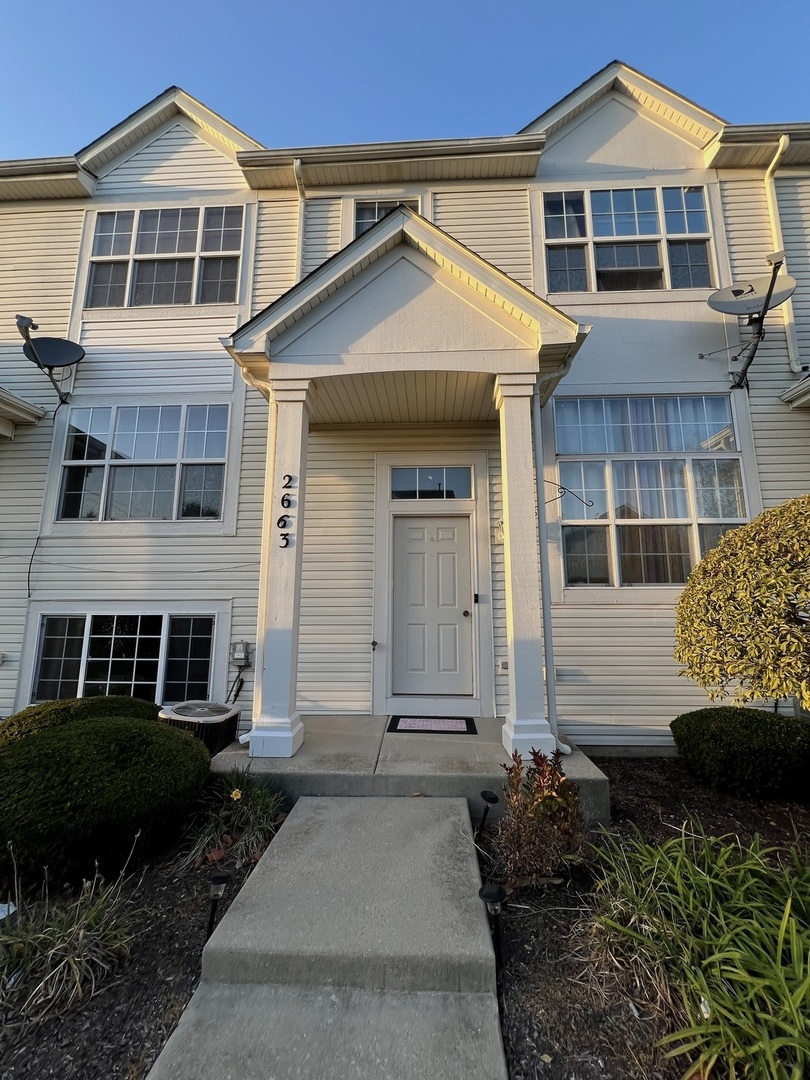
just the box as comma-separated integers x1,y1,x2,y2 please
0,856,138,1028
490,748,583,884
670,706,810,800
591,822,810,1080
0,695,160,749
174,768,285,872
0,717,210,884
675,494,810,710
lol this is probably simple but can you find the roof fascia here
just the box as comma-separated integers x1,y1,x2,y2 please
0,156,96,199
519,60,724,140
77,86,263,173
227,206,582,356
0,385,46,427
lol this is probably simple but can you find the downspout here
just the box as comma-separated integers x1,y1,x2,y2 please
294,158,306,282
764,135,803,373
532,346,579,755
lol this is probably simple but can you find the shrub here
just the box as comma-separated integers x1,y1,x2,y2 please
490,748,583,884
0,696,160,750
174,768,285,872
591,822,810,1080
674,494,810,710
0,717,210,884
0,860,136,1028
671,706,810,800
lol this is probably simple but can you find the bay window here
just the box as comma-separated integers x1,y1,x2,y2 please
555,395,746,587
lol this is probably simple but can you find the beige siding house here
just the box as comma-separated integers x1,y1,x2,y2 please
1,62,808,755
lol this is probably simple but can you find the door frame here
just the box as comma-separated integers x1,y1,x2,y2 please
373,451,494,717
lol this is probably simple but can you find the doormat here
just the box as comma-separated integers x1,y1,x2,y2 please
387,716,477,735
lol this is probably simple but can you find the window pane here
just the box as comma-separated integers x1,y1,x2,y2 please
198,257,239,303
613,459,687,519
544,192,586,240
92,211,134,257
668,241,711,288
164,616,214,702
418,468,447,498
58,466,104,520
391,468,417,499
595,244,662,291
562,526,610,585
546,245,587,291
355,200,417,236
65,408,111,461
699,523,737,556
86,262,128,308
34,616,86,701
184,405,228,458
113,406,180,461
84,614,163,700
180,464,224,518
132,260,194,305
618,524,691,584
136,208,199,255
559,460,607,520
107,466,176,519
202,206,243,252
590,189,659,237
693,459,745,518
444,468,472,499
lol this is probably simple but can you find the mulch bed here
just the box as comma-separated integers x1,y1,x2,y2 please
1,757,807,1080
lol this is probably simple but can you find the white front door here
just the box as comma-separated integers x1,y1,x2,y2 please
392,516,474,696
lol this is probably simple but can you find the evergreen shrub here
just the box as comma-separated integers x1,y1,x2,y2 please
0,695,160,749
670,706,810,800
0,716,210,884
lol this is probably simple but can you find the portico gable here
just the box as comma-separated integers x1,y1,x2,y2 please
224,207,590,758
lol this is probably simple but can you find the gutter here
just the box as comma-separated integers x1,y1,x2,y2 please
294,158,306,283
764,135,804,374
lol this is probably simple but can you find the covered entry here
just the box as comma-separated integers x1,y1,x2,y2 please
225,206,589,758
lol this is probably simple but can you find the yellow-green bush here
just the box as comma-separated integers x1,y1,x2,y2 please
675,494,810,709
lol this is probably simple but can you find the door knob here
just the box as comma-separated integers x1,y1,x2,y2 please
462,610,470,617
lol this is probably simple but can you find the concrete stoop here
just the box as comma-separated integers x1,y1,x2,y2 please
147,798,508,1080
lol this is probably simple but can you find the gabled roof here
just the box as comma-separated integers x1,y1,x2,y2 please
77,86,264,174
519,60,725,145
226,205,589,394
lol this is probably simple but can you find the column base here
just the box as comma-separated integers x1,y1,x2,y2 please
501,714,556,758
247,717,304,759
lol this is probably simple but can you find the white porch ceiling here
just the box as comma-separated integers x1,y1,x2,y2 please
308,370,497,425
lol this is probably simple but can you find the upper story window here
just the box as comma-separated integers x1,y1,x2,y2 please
555,395,746,587
57,404,228,521
86,206,244,308
355,200,418,237
544,187,712,293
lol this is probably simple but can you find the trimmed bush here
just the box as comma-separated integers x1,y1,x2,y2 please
671,706,810,800
0,716,210,884
0,695,160,749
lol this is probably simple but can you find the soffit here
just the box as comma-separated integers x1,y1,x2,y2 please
236,135,544,189
0,385,46,437
0,158,96,201
781,375,810,409
705,125,810,168
308,370,498,425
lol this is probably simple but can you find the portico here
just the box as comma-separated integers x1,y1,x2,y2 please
224,206,589,759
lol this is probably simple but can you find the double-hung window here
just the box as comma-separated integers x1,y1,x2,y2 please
86,206,243,308
544,187,712,293
32,613,215,703
57,404,228,521
555,395,746,587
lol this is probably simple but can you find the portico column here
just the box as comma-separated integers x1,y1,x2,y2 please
494,374,555,758
250,378,311,758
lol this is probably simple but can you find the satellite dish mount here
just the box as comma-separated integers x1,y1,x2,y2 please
15,315,85,405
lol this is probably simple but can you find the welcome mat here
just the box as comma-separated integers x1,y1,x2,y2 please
387,716,477,735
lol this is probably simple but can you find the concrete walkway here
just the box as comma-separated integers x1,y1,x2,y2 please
147,797,507,1080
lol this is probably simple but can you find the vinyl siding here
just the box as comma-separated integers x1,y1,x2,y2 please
0,205,85,716
296,425,505,714
432,188,533,286
96,123,249,196
776,175,810,364
252,199,299,314
302,198,342,276
721,176,810,503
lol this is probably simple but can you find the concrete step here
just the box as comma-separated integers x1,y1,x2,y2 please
146,983,507,1080
203,797,495,994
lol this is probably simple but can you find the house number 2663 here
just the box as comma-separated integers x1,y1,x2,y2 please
278,474,296,546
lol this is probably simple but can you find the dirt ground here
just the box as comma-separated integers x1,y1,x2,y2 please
1,756,807,1080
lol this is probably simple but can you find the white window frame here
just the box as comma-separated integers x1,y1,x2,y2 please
543,389,762,605
83,204,246,310
353,197,420,238
40,388,244,538
17,600,232,712
541,185,716,295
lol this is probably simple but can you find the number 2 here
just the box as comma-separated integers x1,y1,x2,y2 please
282,474,294,489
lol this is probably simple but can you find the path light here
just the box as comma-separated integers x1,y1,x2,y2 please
206,870,232,940
475,789,499,839
479,879,507,967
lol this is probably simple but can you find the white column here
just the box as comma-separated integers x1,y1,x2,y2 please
495,374,555,758
250,379,310,758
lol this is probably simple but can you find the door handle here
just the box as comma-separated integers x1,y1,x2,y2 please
462,610,470,617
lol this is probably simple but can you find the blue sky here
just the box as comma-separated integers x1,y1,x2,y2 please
1,0,808,160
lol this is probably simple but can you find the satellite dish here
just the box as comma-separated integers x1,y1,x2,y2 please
708,274,797,315
23,337,85,369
